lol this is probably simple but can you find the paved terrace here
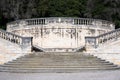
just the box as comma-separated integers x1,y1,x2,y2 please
0,70,120,80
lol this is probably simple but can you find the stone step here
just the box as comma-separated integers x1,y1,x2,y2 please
18,54,96,57
13,56,104,61
0,52,119,73
10,58,105,62
5,59,112,64
16,57,98,61
18,53,95,58
2,62,117,66
4,62,114,67
1,65,117,69
7,60,109,65
0,66,119,73
15,57,101,61
0,65,118,69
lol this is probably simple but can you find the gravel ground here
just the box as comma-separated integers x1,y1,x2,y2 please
0,70,120,80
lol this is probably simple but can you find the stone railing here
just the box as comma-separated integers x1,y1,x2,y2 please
73,18,114,29
7,17,115,30
7,18,46,31
85,28,120,48
25,18,46,25
0,29,33,52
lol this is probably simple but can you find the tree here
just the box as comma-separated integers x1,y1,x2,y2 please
85,0,120,28
0,0,120,28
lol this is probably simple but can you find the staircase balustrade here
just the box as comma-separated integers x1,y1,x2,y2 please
85,28,120,48
0,29,33,51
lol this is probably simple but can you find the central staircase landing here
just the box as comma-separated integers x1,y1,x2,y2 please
0,52,119,73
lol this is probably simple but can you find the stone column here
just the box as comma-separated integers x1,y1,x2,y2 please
21,37,33,52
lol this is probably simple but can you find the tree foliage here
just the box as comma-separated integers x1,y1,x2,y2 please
0,0,120,29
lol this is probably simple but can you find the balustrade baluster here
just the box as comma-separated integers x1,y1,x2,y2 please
85,28,120,49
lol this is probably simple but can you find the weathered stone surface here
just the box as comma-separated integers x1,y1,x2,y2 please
2,17,120,68
7,17,115,50
0,52,119,73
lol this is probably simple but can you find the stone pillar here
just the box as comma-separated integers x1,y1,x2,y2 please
21,37,33,53
85,37,97,51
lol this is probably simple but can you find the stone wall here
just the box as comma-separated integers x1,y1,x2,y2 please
7,17,115,49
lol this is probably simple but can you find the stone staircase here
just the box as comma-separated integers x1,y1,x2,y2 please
85,28,120,66
0,29,33,64
0,52,119,73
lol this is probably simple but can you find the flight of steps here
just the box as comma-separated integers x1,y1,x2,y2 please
0,52,119,73
0,37,25,64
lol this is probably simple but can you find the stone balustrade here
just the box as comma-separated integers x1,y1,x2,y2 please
0,29,33,52
85,28,120,48
73,18,114,28
25,18,46,25
7,17,115,31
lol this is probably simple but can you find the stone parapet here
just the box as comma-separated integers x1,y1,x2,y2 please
0,29,33,53
7,17,115,32
85,28,120,51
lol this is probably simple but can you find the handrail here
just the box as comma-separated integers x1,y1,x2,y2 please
0,29,33,47
85,28,120,48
